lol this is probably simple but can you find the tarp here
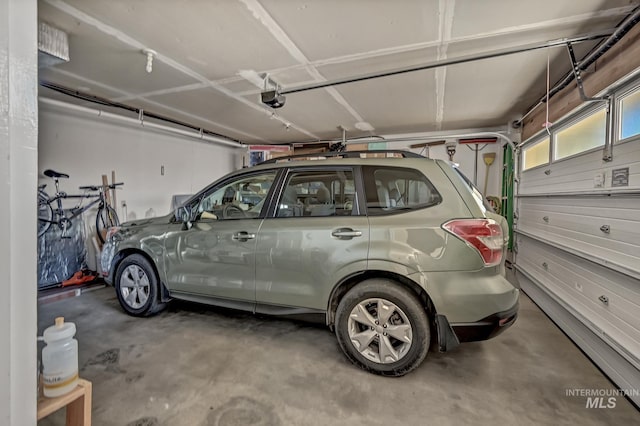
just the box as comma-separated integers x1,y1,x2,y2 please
37,212,87,289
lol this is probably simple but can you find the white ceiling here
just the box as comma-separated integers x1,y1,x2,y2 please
37,0,639,144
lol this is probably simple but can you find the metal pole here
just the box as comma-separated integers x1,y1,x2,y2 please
280,30,613,95
517,6,640,125
39,97,244,148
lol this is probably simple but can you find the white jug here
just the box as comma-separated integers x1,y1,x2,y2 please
42,317,78,397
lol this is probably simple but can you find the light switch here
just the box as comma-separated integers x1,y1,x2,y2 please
594,172,605,188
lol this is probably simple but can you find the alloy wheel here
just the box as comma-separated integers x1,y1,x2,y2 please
347,298,413,364
120,264,150,309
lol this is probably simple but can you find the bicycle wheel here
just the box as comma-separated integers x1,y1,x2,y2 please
37,189,53,238
96,204,119,244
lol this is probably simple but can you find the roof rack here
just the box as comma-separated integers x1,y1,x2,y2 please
259,150,426,165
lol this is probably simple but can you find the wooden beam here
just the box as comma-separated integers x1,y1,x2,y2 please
101,175,111,209
522,22,640,140
409,140,445,149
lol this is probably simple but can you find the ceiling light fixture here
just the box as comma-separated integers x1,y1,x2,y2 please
142,48,157,73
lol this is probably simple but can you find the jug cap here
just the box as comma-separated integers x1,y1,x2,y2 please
43,317,76,342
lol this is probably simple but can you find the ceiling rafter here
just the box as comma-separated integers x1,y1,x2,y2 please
213,4,637,84
38,1,636,144
113,75,250,103
47,68,268,142
239,0,370,131
112,82,208,103
43,0,319,141
105,4,634,107
435,0,456,131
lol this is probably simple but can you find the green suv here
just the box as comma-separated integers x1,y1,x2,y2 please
101,151,518,376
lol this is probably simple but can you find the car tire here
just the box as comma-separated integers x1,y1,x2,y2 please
335,279,430,376
114,254,166,317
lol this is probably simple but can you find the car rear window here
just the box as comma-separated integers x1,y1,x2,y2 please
452,167,493,213
362,166,442,215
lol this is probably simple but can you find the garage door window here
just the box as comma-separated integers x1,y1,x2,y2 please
522,137,550,170
620,88,640,140
554,108,606,160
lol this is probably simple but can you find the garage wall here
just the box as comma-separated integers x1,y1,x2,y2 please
38,102,243,270
516,72,640,405
422,142,504,197
39,104,243,222
1,0,38,423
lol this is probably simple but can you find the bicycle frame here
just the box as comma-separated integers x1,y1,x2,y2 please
40,175,109,226
45,192,104,223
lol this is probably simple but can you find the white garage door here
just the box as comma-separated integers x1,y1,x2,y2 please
515,79,640,406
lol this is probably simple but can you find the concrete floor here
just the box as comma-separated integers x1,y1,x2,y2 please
38,285,638,426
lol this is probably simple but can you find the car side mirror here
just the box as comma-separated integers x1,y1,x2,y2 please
175,206,192,230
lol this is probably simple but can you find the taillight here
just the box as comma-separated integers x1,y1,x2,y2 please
442,219,503,266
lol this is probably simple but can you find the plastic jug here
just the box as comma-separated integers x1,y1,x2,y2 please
42,317,78,397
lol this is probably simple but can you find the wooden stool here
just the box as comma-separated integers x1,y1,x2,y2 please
37,378,92,426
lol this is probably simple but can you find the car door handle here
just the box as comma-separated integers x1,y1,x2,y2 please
331,228,363,239
232,231,256,242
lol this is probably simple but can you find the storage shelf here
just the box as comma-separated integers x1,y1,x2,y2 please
38,378,92,426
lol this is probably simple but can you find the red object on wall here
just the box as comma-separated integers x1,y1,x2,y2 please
457,138,498,144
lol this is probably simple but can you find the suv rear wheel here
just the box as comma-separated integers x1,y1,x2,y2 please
335,279,430,376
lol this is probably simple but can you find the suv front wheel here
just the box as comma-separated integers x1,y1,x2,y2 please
114,254,166,317
335,279,430,376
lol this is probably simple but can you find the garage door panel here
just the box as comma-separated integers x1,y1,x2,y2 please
517,237,640,326
517,79,640,401
517,213,640,256
519,196,640,220
520,140,640,195
517,196,640,275
517,226,640,278
516,235,640,369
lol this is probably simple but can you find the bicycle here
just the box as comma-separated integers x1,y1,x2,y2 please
38,169,123,243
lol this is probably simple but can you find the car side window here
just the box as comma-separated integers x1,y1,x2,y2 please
196,171,276,220
363,166,442,215
276,169,357,217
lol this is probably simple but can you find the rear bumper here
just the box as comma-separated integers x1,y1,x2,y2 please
451,301,519,342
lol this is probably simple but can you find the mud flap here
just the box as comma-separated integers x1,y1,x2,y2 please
160,281,172,303
435,314,460,352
